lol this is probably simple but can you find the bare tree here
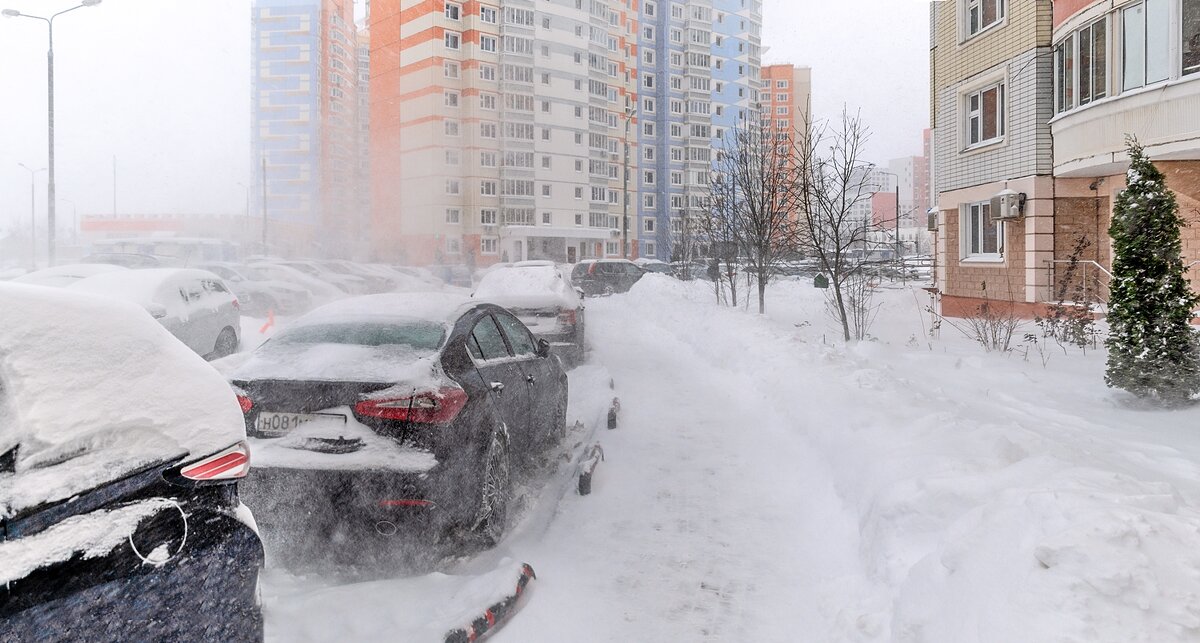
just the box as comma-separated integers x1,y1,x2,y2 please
796,109,881,342
701,125,805,314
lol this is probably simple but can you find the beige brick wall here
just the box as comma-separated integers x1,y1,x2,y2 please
932,0,1052,109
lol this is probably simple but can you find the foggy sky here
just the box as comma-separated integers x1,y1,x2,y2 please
0,0,929,232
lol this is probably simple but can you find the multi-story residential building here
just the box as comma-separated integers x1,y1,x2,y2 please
916,128,932,220
369,0,640,266
929,0,1055,317
635,0,765,262
931,0,1200,317
353,26,371,259
1050,0,1200,293
251,0,360,257
761,64,811,138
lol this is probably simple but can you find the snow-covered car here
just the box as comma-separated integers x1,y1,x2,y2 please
69,268,242,359
12,263,128,288
242,261,346,305
571,259,646,295
272,260,369,295
0,283,263,641
473,260,586,364
228,293,568,549
79,252,170,269
389,265,447,288
197,261,312,315
634,259,674,275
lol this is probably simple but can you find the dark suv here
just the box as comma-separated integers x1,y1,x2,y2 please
571,260,646,296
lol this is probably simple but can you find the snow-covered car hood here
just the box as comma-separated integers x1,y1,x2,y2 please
0,284,246,517
473,266,581,310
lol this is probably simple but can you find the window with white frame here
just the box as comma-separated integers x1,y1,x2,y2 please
480,93,496,110
480,35,497,52
446,238,461,255
964,0,1005,38
1121,0,1171,91
643,193,655,209
444,61,460,78
480,180,497,196
444,31,461,50
480,209,497,225
444,120,460,136
445,2,461,20
644,241,656,256
479,64,495,81
643,217,655,233
961,202,1003,258
542,212,552,225
480,5,497,24
445,179,461,195
445,149,460,166
1055,19,1107,113
481,237,499,255
964,82,1004,147
445,208,461,224
605,241,619,256
1185,0,1200,75
480,151,497,167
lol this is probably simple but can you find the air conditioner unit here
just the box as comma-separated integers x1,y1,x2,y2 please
927,212,938,232
990,189,1026,221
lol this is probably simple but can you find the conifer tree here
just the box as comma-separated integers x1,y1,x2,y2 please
1105,139,1200,406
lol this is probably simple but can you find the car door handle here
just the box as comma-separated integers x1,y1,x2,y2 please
490,382,505,392
526,374,536,385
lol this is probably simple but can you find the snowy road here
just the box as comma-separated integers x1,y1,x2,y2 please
262,276,1200,642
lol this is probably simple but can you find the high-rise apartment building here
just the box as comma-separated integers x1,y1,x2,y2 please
635,0,765,262
251,0,360,257
369,0,640,266
761,64,811,137
368,0,766,266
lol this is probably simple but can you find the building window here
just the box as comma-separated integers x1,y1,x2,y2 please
965,0,1004,38
964,82,1004,147
481,237,499,255
480,35,497,52
446,208,461,224
1185,0,1200,75
481,122,497,138
543,211,553,225
644,217,655,233
1055,19,1107,114
444,61,460,78
445,149,460,166
480,6,497,24
575,187,583,199
480,64,496,81
1122,0,1171,91
480,151,497,167
481,209,498,225
481,181,497,196
446,238,461,255
444,91,459,108
605,241,619,256
444,119,460,136
445,2,461,20
481,93,497,110
444,31,461,50
643,194,656,209
542,156,551,169
961,202,1003,258
644,241,656,257
445,179,461,195
643,170,656,185
542,184,552,197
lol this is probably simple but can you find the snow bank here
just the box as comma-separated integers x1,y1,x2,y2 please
0,284,246,516
12,263,128,288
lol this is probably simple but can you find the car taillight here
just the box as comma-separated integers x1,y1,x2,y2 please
355,387,469,424
232,298,241,310
558,308,577,325
587,263,597,275
180,442,250,481
236,394,253,413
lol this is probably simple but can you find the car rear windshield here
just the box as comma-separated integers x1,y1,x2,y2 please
273,321,446,351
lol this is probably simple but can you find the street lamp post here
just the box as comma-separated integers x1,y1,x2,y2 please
3,0,104,266
17,163,46,269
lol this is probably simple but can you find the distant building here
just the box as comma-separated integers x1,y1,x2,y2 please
251,0,360,258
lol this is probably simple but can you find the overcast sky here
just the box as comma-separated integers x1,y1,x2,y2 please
0,0,929,232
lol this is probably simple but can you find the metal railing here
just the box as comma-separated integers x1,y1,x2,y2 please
1044,259,1113,307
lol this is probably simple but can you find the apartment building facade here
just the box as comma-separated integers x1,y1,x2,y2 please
930,0,1055,317
931,0,1200,318
369,0,640,266
251,0,361,257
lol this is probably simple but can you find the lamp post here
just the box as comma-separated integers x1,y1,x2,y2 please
3,0,104,266
17,163,46,269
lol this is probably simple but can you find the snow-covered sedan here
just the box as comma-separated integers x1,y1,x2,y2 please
197,261,313,315
69,268,242,360
228,294,569,550
11,263,129,288
473,261,586,364
0,283,264,641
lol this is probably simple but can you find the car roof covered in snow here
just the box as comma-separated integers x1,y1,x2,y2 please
67,268,224,306
472,263,581,310
0,284,246,517
294,292,479,327
12,263,128,288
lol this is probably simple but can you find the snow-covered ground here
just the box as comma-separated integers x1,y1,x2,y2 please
259,275,1200,642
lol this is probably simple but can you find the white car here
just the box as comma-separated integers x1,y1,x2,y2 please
69,268,241,359
243,262,348,304
12,263,129,288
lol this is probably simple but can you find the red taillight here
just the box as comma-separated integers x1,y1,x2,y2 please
558,309,577,325
180,442,250,481
232,298,241,310
355,387,469,424
587,263,597,275
236,394,253,413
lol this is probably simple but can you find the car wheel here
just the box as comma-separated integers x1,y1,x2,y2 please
471,426,511,547
212,327,238,359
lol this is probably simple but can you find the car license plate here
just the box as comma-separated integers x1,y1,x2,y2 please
254,412,346,437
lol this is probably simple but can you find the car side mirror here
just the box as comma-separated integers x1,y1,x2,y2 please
536,338,552,358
